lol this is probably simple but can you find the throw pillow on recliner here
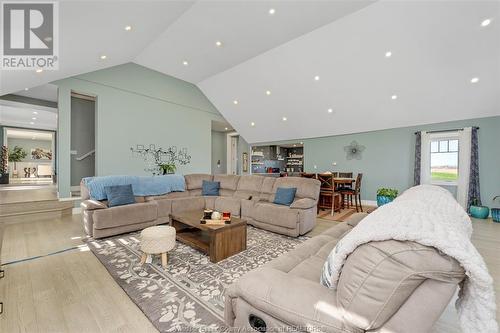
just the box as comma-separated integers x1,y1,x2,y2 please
273,187,297,206
202,180,220,196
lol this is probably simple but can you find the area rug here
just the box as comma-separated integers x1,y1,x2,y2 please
87,226,308,332
317,206,377,222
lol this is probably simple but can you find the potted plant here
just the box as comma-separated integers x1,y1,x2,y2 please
158,163,176,175
491,196,500,223
0,146,8,184
8,146,27,177
376,188,398,206
469,198,490,219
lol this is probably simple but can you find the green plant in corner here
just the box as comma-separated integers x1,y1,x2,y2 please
159,163,176,175
8,146,27,172
0,146,9,184
376,188,398,207
376,188,398,198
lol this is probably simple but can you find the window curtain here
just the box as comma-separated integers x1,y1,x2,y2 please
413,132,421,185
419,131,431,185
456,127,472,209
467,127,481,211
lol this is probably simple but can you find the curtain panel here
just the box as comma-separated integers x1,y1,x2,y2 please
413,132,421,186
467,127,481,211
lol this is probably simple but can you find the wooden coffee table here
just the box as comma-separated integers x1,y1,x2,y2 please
169,210,247,263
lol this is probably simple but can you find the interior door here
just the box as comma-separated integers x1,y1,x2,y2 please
70,95,95,189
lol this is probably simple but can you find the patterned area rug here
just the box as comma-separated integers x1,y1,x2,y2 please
87,226,308,332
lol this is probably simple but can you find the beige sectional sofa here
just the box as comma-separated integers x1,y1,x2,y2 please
81,174,320,239
225,212,466,333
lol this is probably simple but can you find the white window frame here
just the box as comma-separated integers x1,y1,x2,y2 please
428,132,460,187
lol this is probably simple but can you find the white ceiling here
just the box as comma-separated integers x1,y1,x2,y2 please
6,128,53,141
198,0,500,143
1,0,499,144
0,101,57,131
136,0,374,83
0,0,194,95
14,84,59,102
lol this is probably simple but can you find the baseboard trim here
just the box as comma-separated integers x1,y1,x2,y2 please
361,200,377,206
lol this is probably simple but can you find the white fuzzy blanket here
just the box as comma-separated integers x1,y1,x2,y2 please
321,185,497,333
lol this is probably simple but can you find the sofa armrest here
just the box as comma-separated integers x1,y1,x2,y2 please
290,198,316,209
226,267,344,331
81,200,107,211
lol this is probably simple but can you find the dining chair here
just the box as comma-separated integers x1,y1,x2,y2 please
338,172,353,178
338,173,363,212
316,174,341,215
300,173,317,179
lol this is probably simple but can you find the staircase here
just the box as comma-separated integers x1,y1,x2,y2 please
0,199,74,224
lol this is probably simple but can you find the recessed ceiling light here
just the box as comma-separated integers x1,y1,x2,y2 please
125,25,132,31
282,117,287,121
233,100,238,105
481,18,492,27
300,141,304,145
24,88,29,91
29,122,34,125
32,117,37,120
182,60,189,66
33,111,38,115
470,77,479,83
36,69,43,73
328,108,333,113
224,127,228,131
250,122,255,127
385,51,392,58
100,55,107,60
215,41,223,47
391,95,398,100
266,90,271,95
268,8,276,15
314,75,320,81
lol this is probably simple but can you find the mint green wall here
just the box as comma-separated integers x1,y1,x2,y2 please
55,63,223,197
300,116,500,208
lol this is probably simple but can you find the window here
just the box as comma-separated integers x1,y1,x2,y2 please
430,138,459,184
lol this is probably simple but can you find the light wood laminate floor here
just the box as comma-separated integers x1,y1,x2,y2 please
0,214,498,332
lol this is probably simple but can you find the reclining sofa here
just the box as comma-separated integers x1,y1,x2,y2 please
225,212,466,333
81,174,320,239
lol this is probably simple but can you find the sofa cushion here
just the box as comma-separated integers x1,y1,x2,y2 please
337,240,465,330
252,202,299,229
259,177,276,201
272,177,320,201
236,175,265,192
185,174,213,190
105,184,135,207
215,197,241,216
202,180,220,196
289,198,316,209
171,196,205,214
81,199,107,210
273,187,297,206
93,201,157,229
214,174,240,191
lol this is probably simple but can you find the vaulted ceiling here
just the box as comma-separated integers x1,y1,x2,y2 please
1,0,499,143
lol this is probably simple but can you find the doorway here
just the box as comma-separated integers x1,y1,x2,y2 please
3,127,56,185
70,93,95,196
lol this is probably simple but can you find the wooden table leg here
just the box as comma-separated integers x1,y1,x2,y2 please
161,253,168,268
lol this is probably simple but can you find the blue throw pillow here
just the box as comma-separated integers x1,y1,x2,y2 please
274,187,297,206
202,180,220,196
105,184,135,207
